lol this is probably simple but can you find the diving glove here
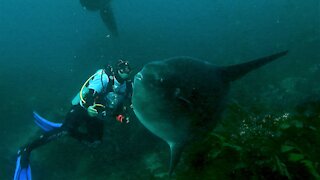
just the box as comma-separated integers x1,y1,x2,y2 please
87,105,98,117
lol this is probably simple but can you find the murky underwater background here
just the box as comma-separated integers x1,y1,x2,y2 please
0,0,319,179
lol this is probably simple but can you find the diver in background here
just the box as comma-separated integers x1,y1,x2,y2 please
80,0,119,37
14,60,133,180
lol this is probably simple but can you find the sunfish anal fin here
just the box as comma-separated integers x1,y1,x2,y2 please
168,141,185,176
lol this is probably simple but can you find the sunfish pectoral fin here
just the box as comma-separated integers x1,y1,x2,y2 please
168,142,185,176
222,50,289,82
100,0,119,37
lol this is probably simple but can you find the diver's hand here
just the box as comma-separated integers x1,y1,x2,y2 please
87,104,98,117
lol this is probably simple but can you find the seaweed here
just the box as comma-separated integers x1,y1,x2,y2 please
176,97,320,179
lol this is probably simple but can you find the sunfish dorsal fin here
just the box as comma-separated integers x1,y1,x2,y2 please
100,0,118,37
168,142,185,176
222,50,288,82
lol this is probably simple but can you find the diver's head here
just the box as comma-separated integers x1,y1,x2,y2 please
116,59,132,79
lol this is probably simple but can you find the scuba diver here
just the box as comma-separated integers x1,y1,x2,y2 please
13,60,133,180
80,0,119,37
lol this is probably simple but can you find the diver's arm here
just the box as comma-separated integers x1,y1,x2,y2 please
124,80,133,106
83,89,100,117
114,80,133,122
82,89,96,108
83,69,109,111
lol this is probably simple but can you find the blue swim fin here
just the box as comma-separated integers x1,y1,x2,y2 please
33,112,62,132
14,151,32,180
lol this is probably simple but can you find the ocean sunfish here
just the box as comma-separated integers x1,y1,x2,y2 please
80,0,118,37
132,51,288,175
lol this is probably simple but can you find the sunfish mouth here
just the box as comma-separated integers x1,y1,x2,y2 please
135,72,143,81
